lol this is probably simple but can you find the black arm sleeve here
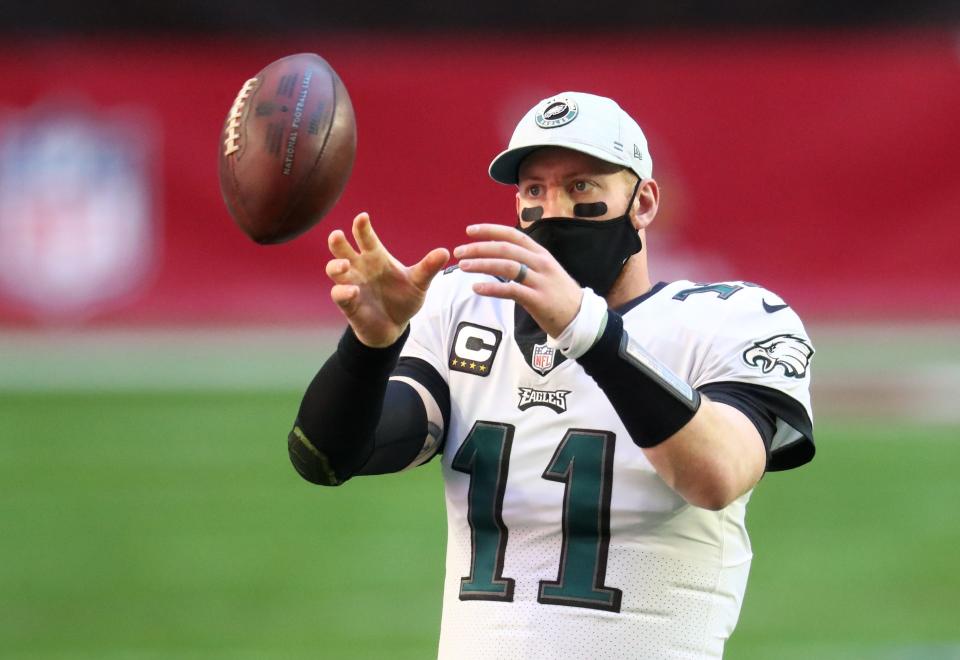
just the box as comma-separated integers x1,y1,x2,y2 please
576,311,701,448
357,355,450,475
288,326,447,486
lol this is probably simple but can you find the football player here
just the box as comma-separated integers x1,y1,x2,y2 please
290,92,815,658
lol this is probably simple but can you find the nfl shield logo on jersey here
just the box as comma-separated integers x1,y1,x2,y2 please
531,343,555,375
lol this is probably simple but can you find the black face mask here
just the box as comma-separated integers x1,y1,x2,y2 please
518,179,643,297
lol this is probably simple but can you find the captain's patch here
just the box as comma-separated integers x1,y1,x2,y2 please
449,322,502,377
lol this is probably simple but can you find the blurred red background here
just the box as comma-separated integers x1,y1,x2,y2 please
1,32,958,325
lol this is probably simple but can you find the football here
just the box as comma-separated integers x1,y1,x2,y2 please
218,53,356,244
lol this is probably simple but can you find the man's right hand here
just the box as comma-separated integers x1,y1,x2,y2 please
326,212,450,347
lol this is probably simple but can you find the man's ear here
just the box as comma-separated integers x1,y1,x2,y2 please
633,179,659,230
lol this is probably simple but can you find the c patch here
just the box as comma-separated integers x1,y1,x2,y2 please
450,322,502,377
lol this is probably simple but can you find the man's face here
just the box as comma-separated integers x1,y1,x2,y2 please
516,147,636,228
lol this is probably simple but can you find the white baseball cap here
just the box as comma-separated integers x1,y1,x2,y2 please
489,91,653,185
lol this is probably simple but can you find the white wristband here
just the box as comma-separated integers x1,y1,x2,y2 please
546,288,609,359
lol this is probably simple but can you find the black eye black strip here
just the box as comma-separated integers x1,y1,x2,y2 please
520,206,544,222
573,201,607,217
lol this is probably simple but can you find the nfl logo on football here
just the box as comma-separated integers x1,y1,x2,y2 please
532,343,555,375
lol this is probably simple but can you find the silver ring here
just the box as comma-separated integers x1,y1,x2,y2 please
513,263,528,284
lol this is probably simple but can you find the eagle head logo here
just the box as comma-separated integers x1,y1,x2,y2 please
743,334,813,379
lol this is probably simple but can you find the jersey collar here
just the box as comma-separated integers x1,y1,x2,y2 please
614,281,669,315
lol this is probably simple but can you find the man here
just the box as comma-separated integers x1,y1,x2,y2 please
290,92,815,658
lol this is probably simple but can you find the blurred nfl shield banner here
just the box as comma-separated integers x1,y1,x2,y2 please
0,103,157,322
0,33,957,325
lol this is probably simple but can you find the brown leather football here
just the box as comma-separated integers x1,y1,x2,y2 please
218,53,356,244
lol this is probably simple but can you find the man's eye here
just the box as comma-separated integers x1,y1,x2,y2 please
527,185,541,197
573,181,589,192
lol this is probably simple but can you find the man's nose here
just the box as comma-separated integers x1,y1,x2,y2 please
540,188,573,218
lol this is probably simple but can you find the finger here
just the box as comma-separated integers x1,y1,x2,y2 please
470,279,537,306
330,283,359,311
409,247,451,290
453,240,543,267
352,212,382,253
329,229,359,261
458,258,538,285
465,223,545,253
325,258,354,283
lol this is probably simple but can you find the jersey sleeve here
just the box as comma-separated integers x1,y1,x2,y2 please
692,284,815,471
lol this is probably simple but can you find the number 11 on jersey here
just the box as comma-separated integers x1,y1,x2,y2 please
451,421,516,601
451,421,622,612
539,428,621,612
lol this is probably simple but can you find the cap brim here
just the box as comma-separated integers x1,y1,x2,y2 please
488,141,632,185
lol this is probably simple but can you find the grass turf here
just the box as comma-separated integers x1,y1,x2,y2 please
1,391,957,658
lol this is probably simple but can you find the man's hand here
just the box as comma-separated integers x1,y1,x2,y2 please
326,212,449,347
453,223,583,338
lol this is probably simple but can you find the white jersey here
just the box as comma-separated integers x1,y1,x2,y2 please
398,269,814,659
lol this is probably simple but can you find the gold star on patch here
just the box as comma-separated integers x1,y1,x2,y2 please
460,360,467,367
469,362,476,369
479,365,486,372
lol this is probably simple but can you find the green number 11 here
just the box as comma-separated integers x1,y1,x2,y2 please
451,421,622,612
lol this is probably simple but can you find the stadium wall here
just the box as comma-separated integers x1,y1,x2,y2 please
0,32,958,326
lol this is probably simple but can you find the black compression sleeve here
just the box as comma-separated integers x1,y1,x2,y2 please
289,326,408,486
355,355,450,475
577,311,701,448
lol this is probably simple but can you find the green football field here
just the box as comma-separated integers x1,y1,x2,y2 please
1,328,958,659
2,394,958,659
